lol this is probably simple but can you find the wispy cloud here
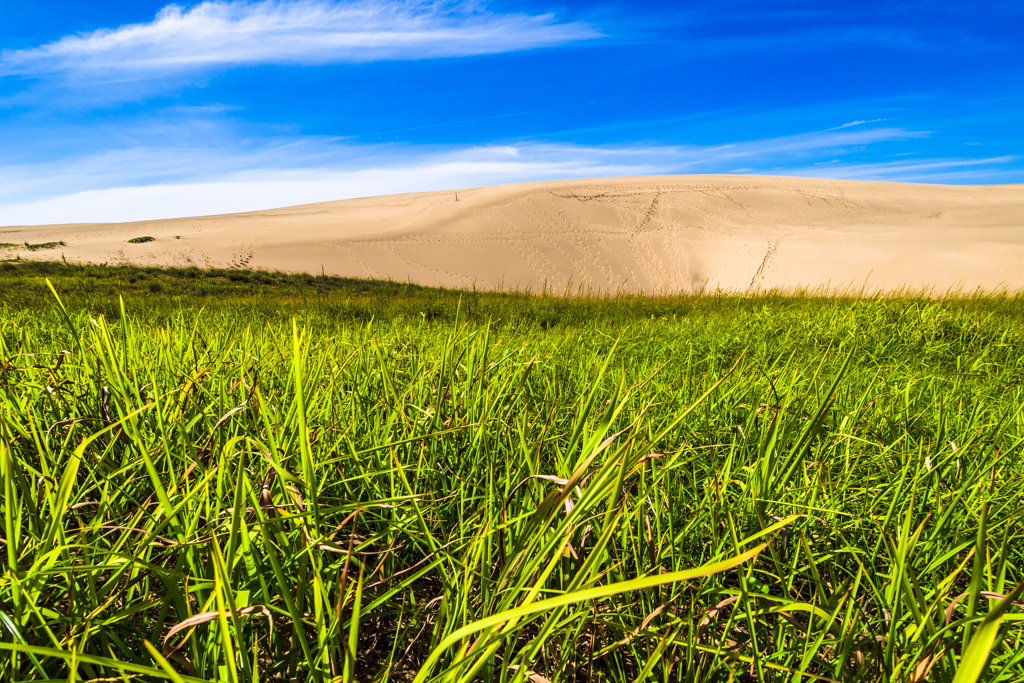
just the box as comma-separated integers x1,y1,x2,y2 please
0,142,659,225
0,124,926,205
784,155,1021,183
2,123,1012,226
0,145,666,225
0,0,600,81
825,119,887,131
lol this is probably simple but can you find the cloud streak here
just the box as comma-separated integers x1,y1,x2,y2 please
0,124,926,205
783,155,1021,183
0,0,600,80
2,123,1015,226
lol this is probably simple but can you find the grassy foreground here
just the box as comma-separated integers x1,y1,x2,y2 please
2,262,1024,682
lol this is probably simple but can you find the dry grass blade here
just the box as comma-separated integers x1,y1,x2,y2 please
913,647,945,683
945,589,1024,627
508,664,553,683
162,606,273,655
198,401,247,454
612,599,674,648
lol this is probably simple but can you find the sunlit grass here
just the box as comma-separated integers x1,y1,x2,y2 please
1,263,1023,682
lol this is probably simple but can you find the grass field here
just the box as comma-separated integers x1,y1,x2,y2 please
2,260,1024,682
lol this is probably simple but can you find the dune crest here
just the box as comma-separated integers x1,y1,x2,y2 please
3,175,1023,294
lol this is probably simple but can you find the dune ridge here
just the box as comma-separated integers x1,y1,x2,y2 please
3,175,1023,294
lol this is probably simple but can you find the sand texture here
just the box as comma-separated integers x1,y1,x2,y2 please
3,175,1023,294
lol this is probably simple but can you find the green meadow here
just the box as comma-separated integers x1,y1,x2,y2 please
2,260,1023,682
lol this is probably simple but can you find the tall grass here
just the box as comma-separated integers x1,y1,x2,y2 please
1,266,1024,681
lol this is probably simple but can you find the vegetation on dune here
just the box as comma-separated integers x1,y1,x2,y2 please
126,236,157,244
1,262,1024,682
0,241,67,252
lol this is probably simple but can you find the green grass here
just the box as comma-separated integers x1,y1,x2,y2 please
0,241,66,252
127,236,156,244
2,262,1024,682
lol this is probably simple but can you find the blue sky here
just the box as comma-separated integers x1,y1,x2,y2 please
1,0,1021,224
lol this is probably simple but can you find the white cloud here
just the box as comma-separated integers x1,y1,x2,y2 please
782,155,1021,183
0,145,663,225
1,126,1016,226
824,118,887,131
0,125,921,205
0,0,599,80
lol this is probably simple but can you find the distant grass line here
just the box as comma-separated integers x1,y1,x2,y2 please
3,259,1024,328
1,262,1024,681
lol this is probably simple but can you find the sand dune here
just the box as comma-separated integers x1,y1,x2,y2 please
3,175,1023,294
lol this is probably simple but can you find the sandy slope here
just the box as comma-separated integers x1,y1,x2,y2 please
3,175,1023,294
